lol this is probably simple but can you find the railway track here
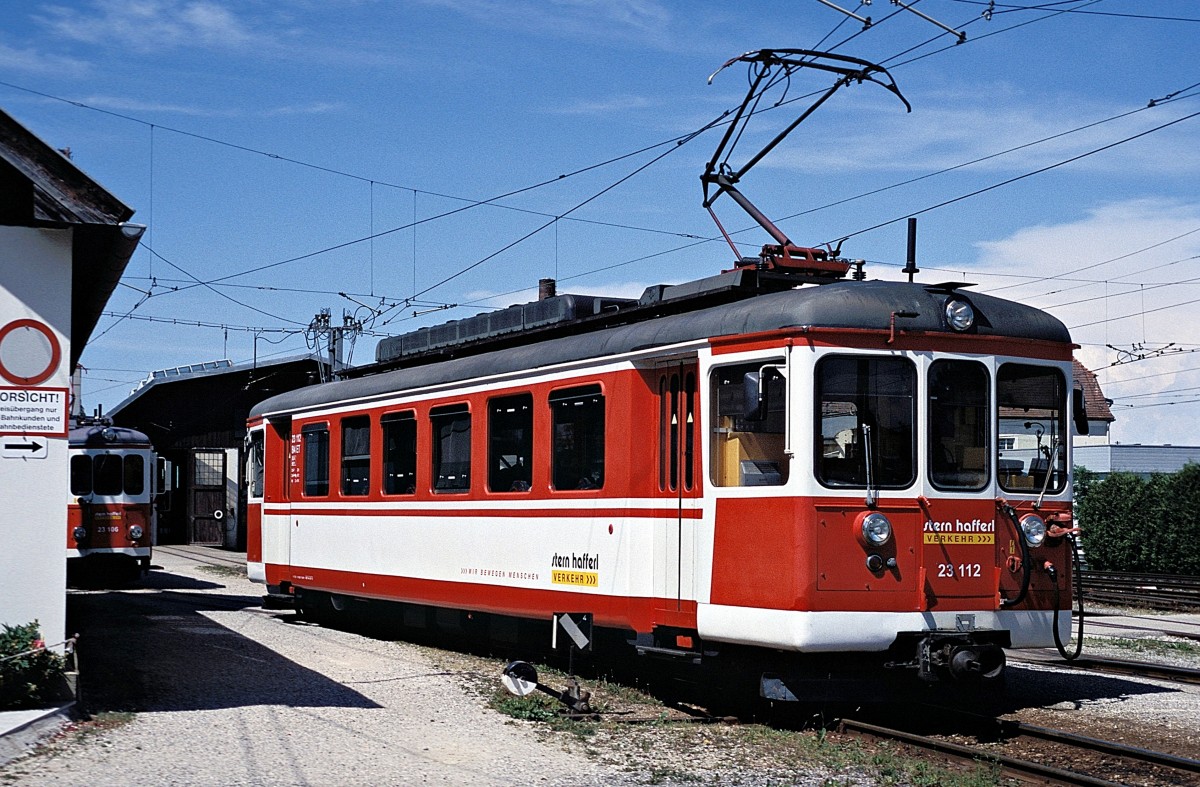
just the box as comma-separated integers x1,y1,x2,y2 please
1080,571,1200,612
1015,652,1200,686
154,544,247,569
839,709,1200,787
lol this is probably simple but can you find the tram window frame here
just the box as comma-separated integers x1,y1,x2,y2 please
93,454,124,496
710,359,788,488
340,415,371,497
248,431,265,499
488,393,533,493
431,404,471,493
124,454,145,496
814,355,917,490
550,384,605,491
382,411,417,495
301,423,330,497
928,359,990,491
997,363,1068,495
70,455,92,496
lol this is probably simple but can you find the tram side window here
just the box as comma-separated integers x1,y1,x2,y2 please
341,416,371,496
929,360,990,490
816,356,916,488
382,412,417,495
489,393,533,493
124,455,145,496
998,364,1067,494
93,454,124,496
711,360,788,487
550,385,604,491
70,455,92,496
248,431,264,498
431,405,471,492
302,424,330,497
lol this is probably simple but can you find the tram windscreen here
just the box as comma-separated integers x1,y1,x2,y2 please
998,364,1067,494
815,356,916,488
929,360,990,490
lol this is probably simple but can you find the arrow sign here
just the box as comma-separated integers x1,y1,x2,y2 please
2,439,47,459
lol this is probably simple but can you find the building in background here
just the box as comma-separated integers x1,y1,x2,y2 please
110,355,326,549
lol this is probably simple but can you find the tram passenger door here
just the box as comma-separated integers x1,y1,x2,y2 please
656,361,699,614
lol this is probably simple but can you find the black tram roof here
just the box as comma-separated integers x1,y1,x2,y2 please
69,423,153,448
250,277,1070,419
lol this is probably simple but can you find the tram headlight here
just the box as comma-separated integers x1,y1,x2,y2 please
1020,514,1047,548
944,299,975,332
128,525,144,540
72,526,88,542
857,512,893,547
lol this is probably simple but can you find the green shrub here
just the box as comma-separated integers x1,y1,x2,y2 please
0,621,66,710
1075,463,1200,575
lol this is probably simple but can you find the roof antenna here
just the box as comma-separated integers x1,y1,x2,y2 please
903,217,919,282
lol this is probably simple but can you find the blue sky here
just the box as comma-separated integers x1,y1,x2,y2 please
3,1,1199,444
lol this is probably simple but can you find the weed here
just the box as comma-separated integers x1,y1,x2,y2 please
198,564,247,579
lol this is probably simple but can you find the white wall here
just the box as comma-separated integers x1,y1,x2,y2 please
0,226,72,645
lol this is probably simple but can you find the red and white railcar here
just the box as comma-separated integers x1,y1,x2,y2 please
67,422,156,580
246,268,1083,697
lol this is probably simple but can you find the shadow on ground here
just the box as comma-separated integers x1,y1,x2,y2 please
66,584,382,716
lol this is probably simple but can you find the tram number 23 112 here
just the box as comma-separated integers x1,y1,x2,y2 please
938,563,982,579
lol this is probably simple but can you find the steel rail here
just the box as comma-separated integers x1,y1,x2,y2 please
1011,720,1200,776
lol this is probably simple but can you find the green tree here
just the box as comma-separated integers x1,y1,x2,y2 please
1075,463,1200,575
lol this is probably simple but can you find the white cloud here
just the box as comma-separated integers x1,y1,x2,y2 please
36,0,261,53
546,95,653,116
0,40,91,77
964,199,1200,445
414,0,674,47
72,94,343,118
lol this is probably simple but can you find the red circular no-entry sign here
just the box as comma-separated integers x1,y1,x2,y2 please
0,319,62,386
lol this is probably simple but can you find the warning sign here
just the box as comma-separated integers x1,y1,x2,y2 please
0,387,68,436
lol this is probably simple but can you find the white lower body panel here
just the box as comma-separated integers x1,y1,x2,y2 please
698,604,1068,652
68,547,151,559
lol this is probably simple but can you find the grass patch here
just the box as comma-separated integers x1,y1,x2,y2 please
1084,635,1200,658
197,564,247,579
74,710,137,739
